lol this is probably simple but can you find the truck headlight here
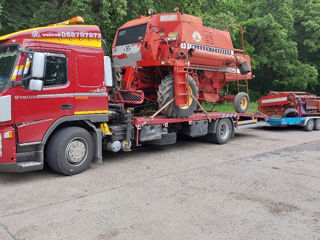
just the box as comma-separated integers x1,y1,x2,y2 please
3,131,13,139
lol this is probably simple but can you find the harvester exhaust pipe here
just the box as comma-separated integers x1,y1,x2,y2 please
187,49,251,75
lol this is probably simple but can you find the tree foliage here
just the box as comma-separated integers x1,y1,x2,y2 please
0,0,319,98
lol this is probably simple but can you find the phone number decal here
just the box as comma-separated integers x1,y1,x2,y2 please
33,30,102,39
61,32,102,38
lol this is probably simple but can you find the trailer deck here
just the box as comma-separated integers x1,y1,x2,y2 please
134,111,266,128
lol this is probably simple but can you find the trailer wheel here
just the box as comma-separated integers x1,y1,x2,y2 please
46,127,94,175
207,118,233,144
157,74,199,118
303,119,314,131
314,119,320,130
234,92,250,113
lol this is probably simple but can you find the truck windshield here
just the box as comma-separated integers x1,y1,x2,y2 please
116,24,147,46
0,45,18,92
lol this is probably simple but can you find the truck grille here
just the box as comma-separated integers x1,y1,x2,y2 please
114,90,144,104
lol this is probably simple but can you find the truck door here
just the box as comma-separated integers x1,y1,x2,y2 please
13,50,74,143
73,49,108,114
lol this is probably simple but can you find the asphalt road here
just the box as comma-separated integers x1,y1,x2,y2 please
0,126,319,240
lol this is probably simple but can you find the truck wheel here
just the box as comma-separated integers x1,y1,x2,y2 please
314,119,320,130
303,119,314,131
207,118,233,144
46,127,94,175
234,92,250,113
157,74,199,118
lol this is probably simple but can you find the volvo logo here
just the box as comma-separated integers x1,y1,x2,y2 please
32,31,41,38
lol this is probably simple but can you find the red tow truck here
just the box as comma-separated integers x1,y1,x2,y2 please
0,16,265,175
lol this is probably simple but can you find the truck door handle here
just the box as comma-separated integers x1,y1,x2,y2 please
61,104,73,110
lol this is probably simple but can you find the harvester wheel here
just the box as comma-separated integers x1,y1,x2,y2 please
234,92,250,113
283,108,299,117
303,119,314,131
314,119,320,130
157,74,199,118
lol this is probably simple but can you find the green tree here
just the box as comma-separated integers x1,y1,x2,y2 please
293,0,320,93
242,0,318,94
0,0,38,35
0,0,319,97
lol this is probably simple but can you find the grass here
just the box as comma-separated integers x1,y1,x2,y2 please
202,102,258,114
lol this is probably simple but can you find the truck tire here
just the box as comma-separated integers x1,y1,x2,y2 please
207,118,233,144
234,92,250,113
314,119,320,130
303,119,314,131
157,74,198,118
46,127,94,175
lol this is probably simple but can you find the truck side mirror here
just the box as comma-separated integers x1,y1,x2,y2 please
104,56,113,87
29,79,44,91
31,52,46,78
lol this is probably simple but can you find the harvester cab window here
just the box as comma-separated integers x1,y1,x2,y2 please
116,24,147,46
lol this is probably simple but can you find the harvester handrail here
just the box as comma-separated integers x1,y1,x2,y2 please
226,24,245,53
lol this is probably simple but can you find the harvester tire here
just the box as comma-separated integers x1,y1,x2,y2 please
157,74,198,118
283,108,299,117
234,92,250,113
314,119,320,130
303,119,314,131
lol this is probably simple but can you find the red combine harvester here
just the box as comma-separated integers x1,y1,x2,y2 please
112,10,253,117
258,91,320,131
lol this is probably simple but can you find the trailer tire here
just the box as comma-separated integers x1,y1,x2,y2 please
303,119,314,131
46,127,94,175
314,119,320,130
157,74,198,118
234,92,250,113
207,118,233,144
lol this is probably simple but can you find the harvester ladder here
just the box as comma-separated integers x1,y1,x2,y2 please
174,60,190,106
237,79,249,93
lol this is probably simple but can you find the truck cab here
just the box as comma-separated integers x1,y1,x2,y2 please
0,19,112,174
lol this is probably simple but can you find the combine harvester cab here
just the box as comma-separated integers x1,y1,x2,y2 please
112,9,254,118
258,91,320,131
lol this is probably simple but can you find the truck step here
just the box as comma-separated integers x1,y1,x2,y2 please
17,161,43,171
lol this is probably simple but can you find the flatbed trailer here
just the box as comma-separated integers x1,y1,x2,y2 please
131,111,266,147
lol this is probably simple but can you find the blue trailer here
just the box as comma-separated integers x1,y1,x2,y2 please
267,115,320,131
